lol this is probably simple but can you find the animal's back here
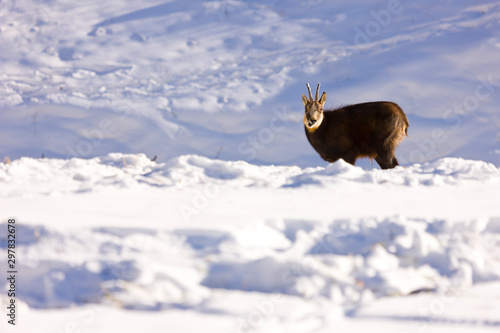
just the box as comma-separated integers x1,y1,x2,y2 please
332,101,409,138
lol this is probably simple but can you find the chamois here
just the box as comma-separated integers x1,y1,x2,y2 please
302,83,409,169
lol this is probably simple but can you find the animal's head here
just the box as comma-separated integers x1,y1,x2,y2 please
302,83,326,131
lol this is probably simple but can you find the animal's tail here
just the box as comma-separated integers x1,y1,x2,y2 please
402,113,409,137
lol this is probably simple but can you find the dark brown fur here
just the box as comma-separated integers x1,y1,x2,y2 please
305,101,409,169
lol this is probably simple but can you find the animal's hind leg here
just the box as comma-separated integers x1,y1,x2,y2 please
341,152,357,166
376,131,401,169
375,152,398,169
375,156,390,169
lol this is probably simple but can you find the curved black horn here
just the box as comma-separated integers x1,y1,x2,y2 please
315,83,320,101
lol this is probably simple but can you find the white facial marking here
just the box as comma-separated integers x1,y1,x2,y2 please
303,112,323,131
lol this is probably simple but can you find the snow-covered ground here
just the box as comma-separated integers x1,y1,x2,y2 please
1,154,500,332
1,0,500,332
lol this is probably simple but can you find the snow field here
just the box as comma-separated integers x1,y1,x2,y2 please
2,0,500,331
1,0,500,166
1,154,500,332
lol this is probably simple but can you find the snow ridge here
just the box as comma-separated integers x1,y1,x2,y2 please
1,154,499,196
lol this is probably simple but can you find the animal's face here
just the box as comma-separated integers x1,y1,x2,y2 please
302,88,326,131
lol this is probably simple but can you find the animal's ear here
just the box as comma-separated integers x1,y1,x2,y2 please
319,92,326,105
302,94,309,106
